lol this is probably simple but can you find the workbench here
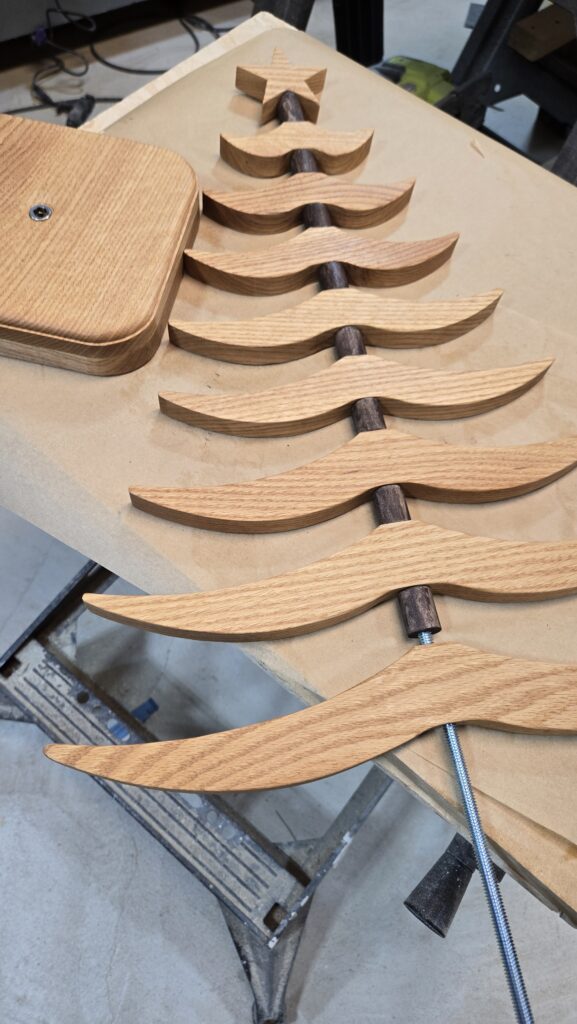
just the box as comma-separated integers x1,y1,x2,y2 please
2,12,577,924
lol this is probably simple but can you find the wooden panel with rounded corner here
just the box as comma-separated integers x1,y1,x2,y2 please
0,114,199,375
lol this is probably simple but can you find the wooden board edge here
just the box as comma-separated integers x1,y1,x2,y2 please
0,191,199,376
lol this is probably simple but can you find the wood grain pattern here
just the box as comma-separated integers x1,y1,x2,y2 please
44,641,577,791
220,121,373,176
169,288,502,363
83,520,577,641
0,114,199,375
185,226,458,294
202,173,415,232
159,354,551,435
235,48,326,122
34,17,577,921
129,429,577,531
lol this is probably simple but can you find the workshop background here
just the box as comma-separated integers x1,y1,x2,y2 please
1,2,576,1022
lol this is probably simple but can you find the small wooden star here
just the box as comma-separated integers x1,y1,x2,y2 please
235,48,327,123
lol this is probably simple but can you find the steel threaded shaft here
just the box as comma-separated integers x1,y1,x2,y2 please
444,722,534,1023
418,632,534,1023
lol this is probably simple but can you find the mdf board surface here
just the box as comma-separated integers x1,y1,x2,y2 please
0,115,199,374
2,16,577,916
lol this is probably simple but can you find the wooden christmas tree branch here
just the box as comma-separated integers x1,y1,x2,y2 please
159,354,550,435
220,121,373,176
202,173,415,233
185,225,459,295
129,430,577,532
169,288,502,363
84,519,577,641
44,642,577,792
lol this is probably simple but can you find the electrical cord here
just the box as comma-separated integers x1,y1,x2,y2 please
3,2,233,125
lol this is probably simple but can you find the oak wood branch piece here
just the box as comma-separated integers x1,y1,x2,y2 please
185,226,459,295
202,173,415,232
83,520,577,641
44,642,577,791
159,354,551,436
129,429,577,532
169,288,502,363
220,121,373,176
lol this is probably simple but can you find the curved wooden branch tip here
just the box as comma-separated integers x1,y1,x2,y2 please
220,122,373,177
235,48,327,123
184,227,458,295
169,289,502,364
82,520,577,642
44,642,577,791
202,174,415,233
129,430,577,532
158,354,551,436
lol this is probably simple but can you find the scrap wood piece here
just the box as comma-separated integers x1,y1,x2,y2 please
220,121,373,176
202,173,415,232
159,353,552,436
82,520,577,641
235,47,327,123
169,288,501,363
185,226,458,294
44,641,577,791
509,5,576,62
129,429,577,531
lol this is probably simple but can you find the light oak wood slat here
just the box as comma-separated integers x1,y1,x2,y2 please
129,429,577,532
44,642,577,791
0,114,199,375
169,288,501,363
185,226,458,295
83,520,577,641
235,48,327,123
202,173,415,232
220,121,373,176
159,354,551,436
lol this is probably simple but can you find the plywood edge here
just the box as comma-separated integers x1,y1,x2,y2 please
0,189,199,375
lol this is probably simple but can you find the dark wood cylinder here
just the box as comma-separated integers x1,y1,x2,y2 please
302,202,333,228
277,89,443,640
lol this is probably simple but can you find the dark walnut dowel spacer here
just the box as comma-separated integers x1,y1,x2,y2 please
276,88,441,639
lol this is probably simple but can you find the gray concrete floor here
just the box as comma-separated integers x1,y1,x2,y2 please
1,3,576,1022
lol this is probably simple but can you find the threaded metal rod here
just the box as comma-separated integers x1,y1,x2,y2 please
418,633,534,1023
279,87,533,1020
444,724,534,1023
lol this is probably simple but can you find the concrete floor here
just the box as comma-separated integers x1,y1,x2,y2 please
1,3,576,1022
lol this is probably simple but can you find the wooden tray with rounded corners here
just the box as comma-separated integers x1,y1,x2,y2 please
0,114,199,375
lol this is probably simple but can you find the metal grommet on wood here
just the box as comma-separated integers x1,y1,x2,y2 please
29,204,53,222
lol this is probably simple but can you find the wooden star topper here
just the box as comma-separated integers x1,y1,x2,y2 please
235,48,327,123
